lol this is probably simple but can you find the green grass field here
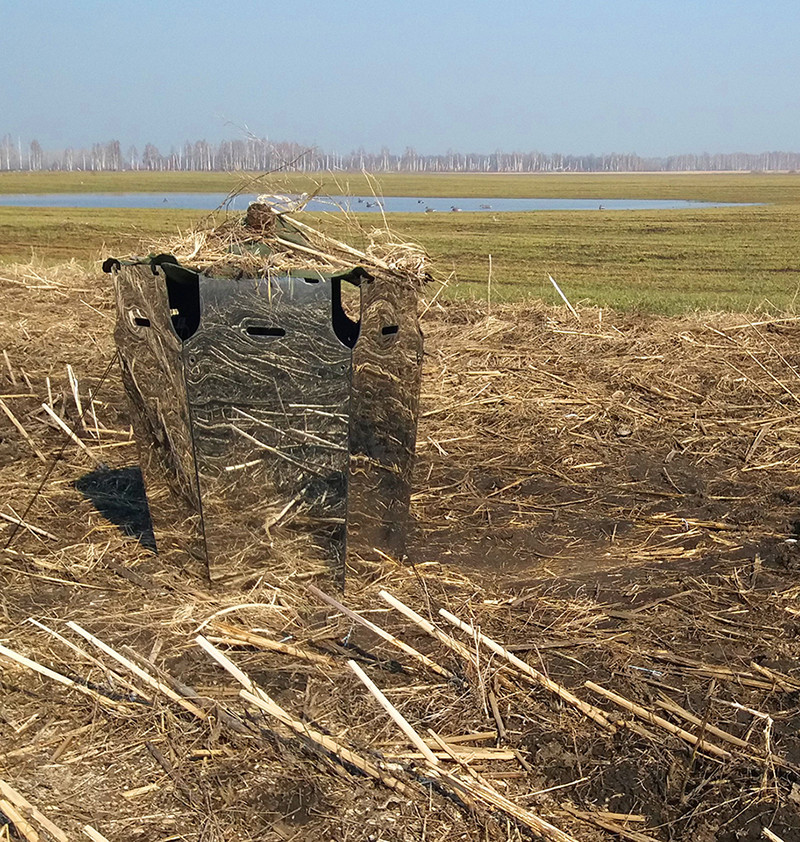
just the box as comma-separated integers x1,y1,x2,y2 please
2,169,800,202
393,204,800,312
1,172,799,314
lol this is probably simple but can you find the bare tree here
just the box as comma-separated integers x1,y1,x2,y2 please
29,139,43,171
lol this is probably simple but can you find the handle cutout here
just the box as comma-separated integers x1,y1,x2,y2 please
381,325,399,336
164,271,201,341
246,325,286,338
331,277,361,348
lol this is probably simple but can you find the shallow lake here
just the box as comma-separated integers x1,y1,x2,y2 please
0,193,749,212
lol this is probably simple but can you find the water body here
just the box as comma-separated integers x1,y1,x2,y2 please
0,192,747,212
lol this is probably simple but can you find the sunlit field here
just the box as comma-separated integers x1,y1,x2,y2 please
1,171,799,313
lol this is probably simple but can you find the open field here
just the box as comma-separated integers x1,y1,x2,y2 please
3,170,800,203
2,261,800,840
2,200,800,313
1,173,800,313
383,204,800,312
0,205,200,263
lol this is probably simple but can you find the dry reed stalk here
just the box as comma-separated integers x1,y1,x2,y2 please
390,747,516,761
207,619,335,667
562,806,661,842
347,659,440,765
81,826,111,842
145,741,195,804
0,780,68,842
487,681,506,739
655,696,750,750
378,590,477,668
40,403,102,465
194,635,413,795
439,608,615,732
120,646,254,737
66,364,85,433
379,731,496,748
2,351,17,385
0,799,39,842
154,198,430,287
585,681,731,759
420,272,452,317
424,730,578,842
749,661,800,692
273,236,355,269
27,618,150,702
547,275,580,322
239,689,414,796
348,643,578,842
87,401,100,440
307,584,453,679
65,622,207,720
121,783,160,800
3,724,93,759
0,512,57,541
647,651,778,691
193,600,292,632
273,213,393,267
0,641,131,711
426,729,494,781
0,399,46,462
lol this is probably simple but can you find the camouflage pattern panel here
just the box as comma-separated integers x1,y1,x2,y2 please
183,274,352,582
347,274,423,562
113,264,207,571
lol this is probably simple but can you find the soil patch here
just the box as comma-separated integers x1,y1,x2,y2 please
1,261,800,841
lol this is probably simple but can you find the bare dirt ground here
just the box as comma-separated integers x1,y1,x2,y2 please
2,260,800,841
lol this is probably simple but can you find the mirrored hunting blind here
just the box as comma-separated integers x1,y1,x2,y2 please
108,206,424,584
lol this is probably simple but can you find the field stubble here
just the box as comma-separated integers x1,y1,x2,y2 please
1,260,800,839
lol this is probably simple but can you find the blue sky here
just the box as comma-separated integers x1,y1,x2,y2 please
2,0,798,155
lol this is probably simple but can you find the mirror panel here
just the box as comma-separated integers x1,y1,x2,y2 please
114,261,422,584
183,275,352,581
348,274,424,562
113,265,207,570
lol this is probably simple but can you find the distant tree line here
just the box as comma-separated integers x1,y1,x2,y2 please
2,134,800,173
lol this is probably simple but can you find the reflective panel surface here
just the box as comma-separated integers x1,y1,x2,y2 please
184,274,352,581
348,274,424,562
113,260,423,584
114,265,207,570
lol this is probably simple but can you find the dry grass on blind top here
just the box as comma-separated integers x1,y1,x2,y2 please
151,201,434,286
1,261,800,841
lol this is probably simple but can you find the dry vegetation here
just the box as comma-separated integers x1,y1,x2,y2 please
2,249,800,842
149,199,432,285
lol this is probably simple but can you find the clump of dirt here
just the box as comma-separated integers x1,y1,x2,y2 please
1,260,800,841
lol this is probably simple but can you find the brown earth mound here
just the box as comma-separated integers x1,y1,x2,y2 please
1,259,800,841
